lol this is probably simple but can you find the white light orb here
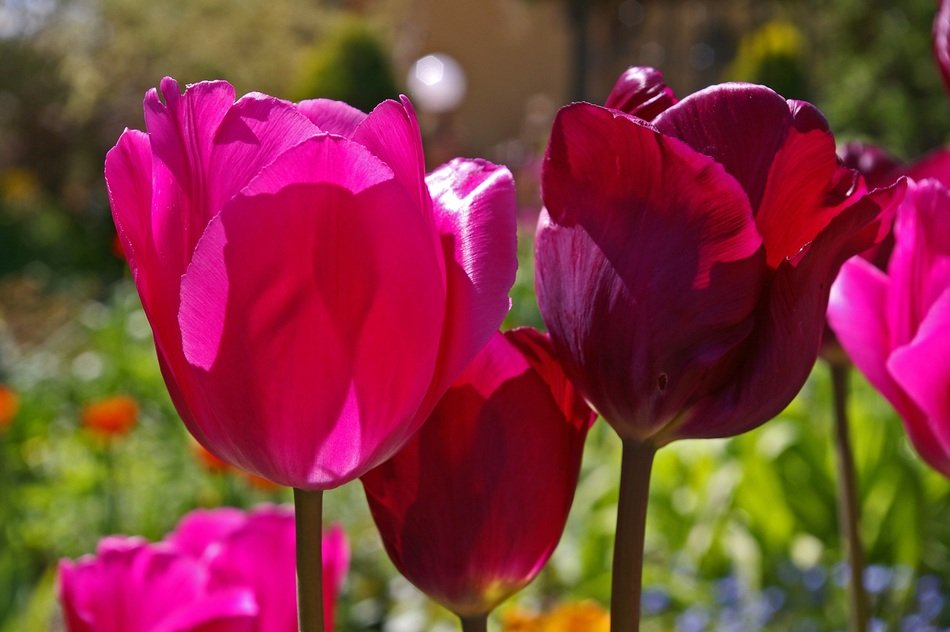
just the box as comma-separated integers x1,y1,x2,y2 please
406,53,466,114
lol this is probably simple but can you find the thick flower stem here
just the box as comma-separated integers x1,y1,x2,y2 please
610,439,657,632
830,362,870,632
459,614,488,632
294,488,325,632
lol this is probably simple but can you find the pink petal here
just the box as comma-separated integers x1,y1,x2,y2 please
538,103,763,439
674,182,902,440
178,173,446,488
886,179,950,350
58,538,257,632
166,508,247,559
888,289,950,476
205,507,297,632
206,93,320,213
297,98,367,136
603,65,677,120
351,96,429,211
905,147,950,188
419,158,517,412
935,0,950,97
321,523,350,631
105,129,153,283
362,329,592,617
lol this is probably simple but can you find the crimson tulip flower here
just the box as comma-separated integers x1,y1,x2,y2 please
59,506,350,631
362,328,594,631
535,67,901,631
829,178,950,477
107,78,516,491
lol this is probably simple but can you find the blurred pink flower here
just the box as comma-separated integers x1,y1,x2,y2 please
362,328,594,618
59,506,349,631
106,78,517,489
829,179,950,477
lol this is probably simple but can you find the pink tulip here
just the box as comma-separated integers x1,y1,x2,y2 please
362,328,594,619
59,507,350,631
106,78,517,489
936,0,950,96
535,67,902,444
59,537,257,632
829,178,950,477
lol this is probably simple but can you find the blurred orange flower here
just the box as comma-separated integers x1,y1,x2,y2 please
0,385,19,430
192,442,230,473
192,441,280,491
502,601,610,632
81,395,138,437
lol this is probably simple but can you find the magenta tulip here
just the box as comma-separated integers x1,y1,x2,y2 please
59,506,350,632
59,537,256,632
106,78,517,490
537,67,901,445
361,328,594,624
829,178,950,477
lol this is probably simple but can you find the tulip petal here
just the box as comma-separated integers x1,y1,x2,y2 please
886,179,950,349
297,98,367,136
887,289,950,476
205,508,296,632
905,148,950,187
179,175,446,488
603,65,677,120
362,330,591,617
421,158,518,408
935,0,950,97
206,93,320,213
351,96,428,210
538,103,763,439
654,83,794,211
673,182,902,441
105,129,153,281
166,508,247,559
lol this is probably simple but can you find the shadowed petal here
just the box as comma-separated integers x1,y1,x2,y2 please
538,103,763,439
179,178,446,488
604,66,677,120
206,94,320,213
654,83,797,212
297,98,367,136
673,182,902,441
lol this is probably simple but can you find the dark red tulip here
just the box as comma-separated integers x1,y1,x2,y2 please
361,328,594,618
536,67,902,444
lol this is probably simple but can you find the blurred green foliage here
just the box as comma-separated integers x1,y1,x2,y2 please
293,19,401,112
800,0,950,159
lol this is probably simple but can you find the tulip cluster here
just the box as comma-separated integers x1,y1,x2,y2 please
67,9,950,627
59,506,349,631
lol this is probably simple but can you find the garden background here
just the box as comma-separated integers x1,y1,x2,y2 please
1,0,949,629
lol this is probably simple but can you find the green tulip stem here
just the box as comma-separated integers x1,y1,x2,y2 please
459,614,488,632
610,438,657,632
294,488,325,632
830,361,870,632
103,440,119,534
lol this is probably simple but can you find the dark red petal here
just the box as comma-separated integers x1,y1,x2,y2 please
538,103,763,439
670,181,903,441
654,83,796,211
603,66,677,121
